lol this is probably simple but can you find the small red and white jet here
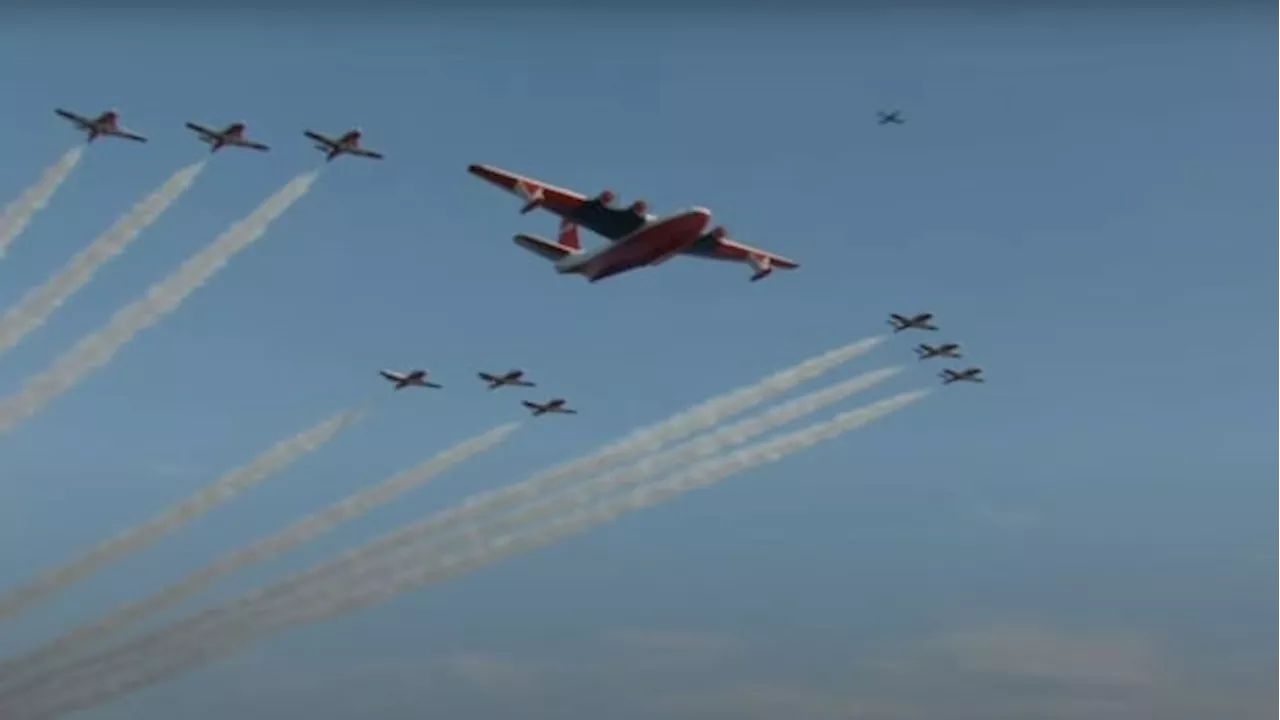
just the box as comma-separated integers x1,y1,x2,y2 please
185,121,270,153
478,369,536,390
468,164,800,283
379,369,442,390
304,127,384,162
522,398,577,416
888,312,938,332
939,367,984,385
55,108,147,143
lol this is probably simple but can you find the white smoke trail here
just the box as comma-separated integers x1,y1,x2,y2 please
0,172,318,437
0,148,84,258
0,405,365,627
59,338,889,646
2,390,927,718
0,369,890,692
0,162,206,357
228,366,905,609
185,335,885,610
0,422,517,688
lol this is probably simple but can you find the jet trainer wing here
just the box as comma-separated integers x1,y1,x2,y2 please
185,121,216,137
348,147,384,160
55,108,90,125
113,129,148,143
303,130,337,147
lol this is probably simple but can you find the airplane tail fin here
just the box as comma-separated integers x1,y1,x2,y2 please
514,233,577,263
558,220,581,251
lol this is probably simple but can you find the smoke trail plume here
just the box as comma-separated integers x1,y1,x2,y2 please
0,172,317,437
244,366,903,603
0,162,205,357
71,337,888,645
0,369,886,693
0,148,84,258
177,335,885,617
0,423,517,688
1,391,926,718
0,405,365,627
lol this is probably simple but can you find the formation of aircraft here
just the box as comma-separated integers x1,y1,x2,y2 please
51,105,978,403
478,370,536,390
304,128,384,162
467,164,801,284
379,367,575,417
889,313,986,386
55,108,147,143
378,369,442,390
877,110,905,125
185,121,270,153
522,398,578,416
55,109,383,162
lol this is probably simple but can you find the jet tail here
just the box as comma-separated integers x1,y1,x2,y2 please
514,233,577,263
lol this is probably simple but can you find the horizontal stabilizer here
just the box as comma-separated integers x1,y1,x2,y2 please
514,234,576,262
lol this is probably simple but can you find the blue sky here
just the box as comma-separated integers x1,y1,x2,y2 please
0,7,1273,719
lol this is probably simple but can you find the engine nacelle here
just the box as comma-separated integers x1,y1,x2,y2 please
595,190,617,206
709,226,729,241
629,200,649,216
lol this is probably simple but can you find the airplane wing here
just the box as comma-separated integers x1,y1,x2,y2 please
349,147,384,160
241,140,271,152
558,408,579,415
423,381,443,389
478,372,498,383
303,130,337,147
469,164,588,214
112,129,148,143
379,370,405,382
54,108,89,125
712,236,800,270
185,121,216,137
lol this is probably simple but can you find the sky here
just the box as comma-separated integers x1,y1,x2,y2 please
0,5,1274,719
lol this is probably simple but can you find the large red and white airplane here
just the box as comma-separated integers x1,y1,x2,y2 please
185,121,270,153
467,164,800,283
55,108,147,143
304,128,384,162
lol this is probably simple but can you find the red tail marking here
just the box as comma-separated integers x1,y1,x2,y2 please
558,219,581,250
